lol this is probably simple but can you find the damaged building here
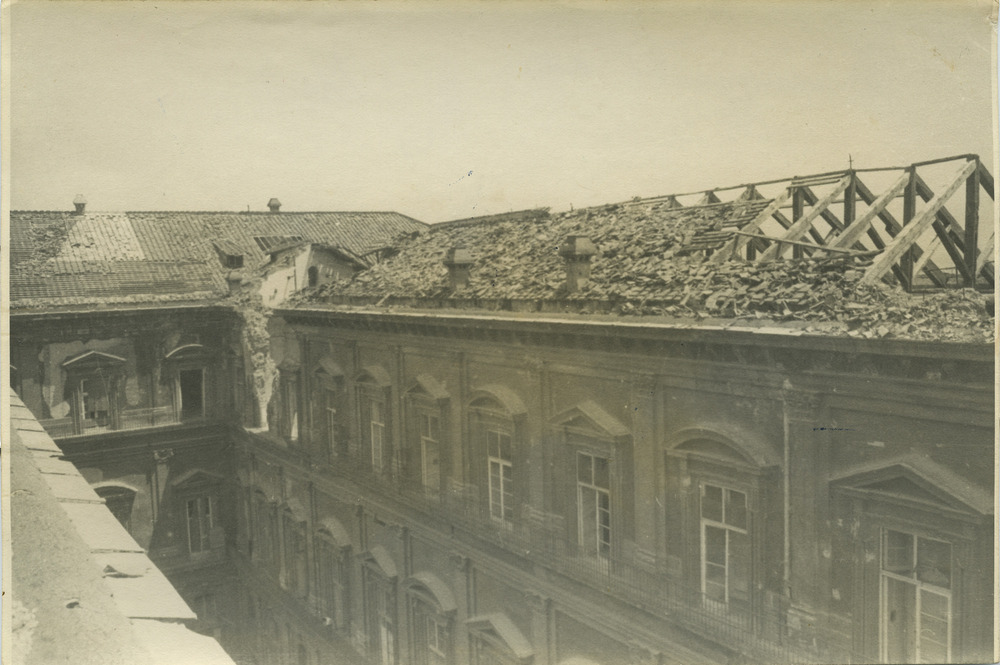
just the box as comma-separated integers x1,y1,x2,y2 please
8,155,996,665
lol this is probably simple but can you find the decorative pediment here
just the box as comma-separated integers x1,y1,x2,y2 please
666,426,779,470
317,516,352,548
405,571,458,613
362,544,398,579
406,374,449,402
830,455,992,516
465,613,533,661
164,344,205,361
355,364,391,387
551,400,629,440
313,355,345,378
169,468,225,488
61,350,126,371
469,384,526,417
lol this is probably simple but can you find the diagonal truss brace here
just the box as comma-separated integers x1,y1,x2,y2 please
859,160,977,285
758,175,852,260
828,172,910,249
709,188,793,264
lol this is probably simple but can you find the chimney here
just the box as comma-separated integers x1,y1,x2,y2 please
73,195,87,215
442,247,473,291
267,198,282,213
559,235,597,292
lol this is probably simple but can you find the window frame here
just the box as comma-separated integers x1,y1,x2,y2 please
281,508,309,598
315,529,351,633
185,494,215,554
355,368,393,477
469,393,524,527
62,351,127,434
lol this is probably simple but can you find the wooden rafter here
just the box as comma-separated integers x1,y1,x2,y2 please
829,172,910,249
853,177,947,288
708,188,792,263
758,176,852,260
859,160,977,285
913,174,979,284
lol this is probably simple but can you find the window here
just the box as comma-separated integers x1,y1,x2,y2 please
370,399,387,472
881,529,952,663
186,495,214,553
365,571,397,665
316,532,350,632
178,368,204,419
312,357,346,462
356,367,393,475
700,483,750,608
95,485,136,532
324,389,339,457
487,430,513,524
308,266,319,287
419,413,441,493
253,492,277,565
282,511,308,598
410,597,451,665
280,370,301,442
62,350,126,434
577,453,611,559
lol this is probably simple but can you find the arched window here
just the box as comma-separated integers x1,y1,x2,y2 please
406,572,457,665
664,427,779,621
94,484,137,532
315,517,352,633
469,386,526,526
362,546,398,665
164,344,207,422
307,265,319,287
281,501,309,598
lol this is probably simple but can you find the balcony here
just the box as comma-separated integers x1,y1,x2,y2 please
39,406,209,439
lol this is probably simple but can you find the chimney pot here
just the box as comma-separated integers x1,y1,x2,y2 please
443,247,473,290
559,235,597,292
73,195,87,214
267,198,282,213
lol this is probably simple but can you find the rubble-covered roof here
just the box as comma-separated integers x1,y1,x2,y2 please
291,200,994,343
10,210,426,309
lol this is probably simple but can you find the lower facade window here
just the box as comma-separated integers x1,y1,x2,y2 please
316,536,349,631
186,495,214,553
365,572,396,665
700,483,749,608
577,452,611,559
487,430,513,523
412,601,450,665
369,399,387,473
881,529,952,663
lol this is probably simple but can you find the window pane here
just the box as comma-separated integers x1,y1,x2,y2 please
578,453,592,483
704,525,726,565
729,530,750,604
499,434,512,461
725,489,747,530
884,530,914,575
594,456,610,489
702,484,722,522
580,489,597,553
487,431,499,458
919,589,949,664
885,576,917,663
916,538,951,589
704,562,726,602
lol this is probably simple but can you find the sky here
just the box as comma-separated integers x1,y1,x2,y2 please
7,0,998,223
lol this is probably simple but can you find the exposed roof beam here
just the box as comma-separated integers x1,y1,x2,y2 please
976,160,995,200
829,172,910,249
913,174,977,285
758,176,852,260
708,188,792,263
853,176,947,288
860,160,977,285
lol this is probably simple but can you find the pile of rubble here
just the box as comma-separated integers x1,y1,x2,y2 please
297,201,994,343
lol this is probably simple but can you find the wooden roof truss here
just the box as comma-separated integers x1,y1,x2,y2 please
676,154,996,291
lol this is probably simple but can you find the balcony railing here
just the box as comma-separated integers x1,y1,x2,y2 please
38,406,205,438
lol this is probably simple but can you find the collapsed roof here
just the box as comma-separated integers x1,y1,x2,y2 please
292,156,995,343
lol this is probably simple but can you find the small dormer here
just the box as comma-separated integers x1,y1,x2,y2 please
212,240,244,270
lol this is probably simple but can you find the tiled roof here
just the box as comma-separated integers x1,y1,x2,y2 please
292,200,994,343
10,210,426,308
